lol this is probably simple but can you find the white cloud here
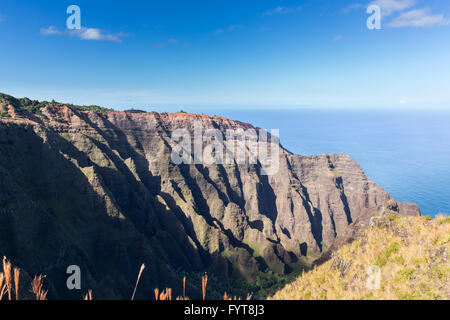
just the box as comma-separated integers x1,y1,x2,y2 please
261,6,301,17
153,38,181,48
370,0,416,17
214,28,224,36
368,0,449,28
40,26,63,35
332,35,343,42
40,26,127,42
213,25,243,36
342,3,363,14
75,28,118,42
263,6,289,16
228,25,243,31
387,8,449,27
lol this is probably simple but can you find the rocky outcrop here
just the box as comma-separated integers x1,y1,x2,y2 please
0,94,420,299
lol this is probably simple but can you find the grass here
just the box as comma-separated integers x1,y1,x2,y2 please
31,275,48,300
2,257,12,300
1,257,48,301
331,168,341,178
1,259,250,300
438,216,450,225
131,264,145,300
84,290,93,301
202,273,208,300
374,242,399,267
269,214,450,300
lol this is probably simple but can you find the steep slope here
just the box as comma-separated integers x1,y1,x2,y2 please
0,93,420,299
270,213,450,300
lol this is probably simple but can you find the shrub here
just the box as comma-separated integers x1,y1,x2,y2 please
375,242,399,267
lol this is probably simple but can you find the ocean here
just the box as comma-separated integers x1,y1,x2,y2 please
200,109,450,217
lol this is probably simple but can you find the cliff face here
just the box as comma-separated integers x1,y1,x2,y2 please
0,94,420,299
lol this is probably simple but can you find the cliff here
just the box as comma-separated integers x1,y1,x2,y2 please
0,93,420,299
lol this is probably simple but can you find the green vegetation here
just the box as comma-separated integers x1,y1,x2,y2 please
374,242,399,267
124,109,147,113
64,103,114,113
175,267,300,300
331,168,341,177
270,214,450,300
386,214,400,222
438,216,450,225
0,92,113,116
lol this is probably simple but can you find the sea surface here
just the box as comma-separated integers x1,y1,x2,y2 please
199,109,450,216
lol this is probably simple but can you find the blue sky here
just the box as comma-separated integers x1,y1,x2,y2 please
0,0,449,111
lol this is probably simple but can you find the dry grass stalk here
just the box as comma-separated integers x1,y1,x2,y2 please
131,263,145,300
2,257,12,300
0,257,255,301
154,288,173,301
0,273,5,300
31,275,48,300
224,292,249,300
84,290,93,300
223,293,241,300
202,273,208,300
14,267,20,300
161,288,172,300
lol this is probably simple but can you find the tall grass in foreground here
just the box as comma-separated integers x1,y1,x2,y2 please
14,267,20,300
84,290,93,301
131,264,145,300
202,273,208,300
3,257,12,300
0,259,250,300
31,275,48,300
